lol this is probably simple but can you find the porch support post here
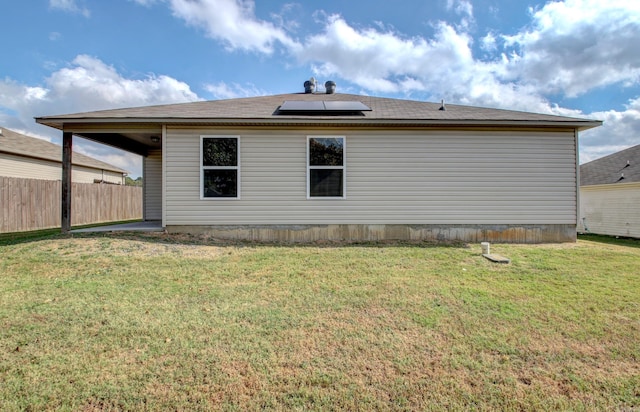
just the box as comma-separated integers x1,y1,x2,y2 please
61,131,72,233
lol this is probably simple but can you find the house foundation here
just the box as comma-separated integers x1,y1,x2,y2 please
166,224,577,243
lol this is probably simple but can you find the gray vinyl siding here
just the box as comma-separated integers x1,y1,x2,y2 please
579,183,640,238
165,128,577,225
143,150,162,220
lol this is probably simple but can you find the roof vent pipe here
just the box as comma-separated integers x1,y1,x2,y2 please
325,81,336,94
303,81,314,93
439,99,446,111
304,77,317,94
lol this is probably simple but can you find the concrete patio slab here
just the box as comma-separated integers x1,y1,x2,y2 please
72,221,163,233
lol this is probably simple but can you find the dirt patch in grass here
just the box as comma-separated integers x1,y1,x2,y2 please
19,236,227,260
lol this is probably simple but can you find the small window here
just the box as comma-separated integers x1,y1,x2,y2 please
201,136,239,199
308,137,345,198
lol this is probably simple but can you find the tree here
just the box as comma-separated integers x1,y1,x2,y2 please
125,176,143,187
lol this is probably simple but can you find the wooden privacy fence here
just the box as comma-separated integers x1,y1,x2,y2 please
1,176,143,233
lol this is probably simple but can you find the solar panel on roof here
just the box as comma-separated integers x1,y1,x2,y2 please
323,101,371,111
279,101,325,111
278,100,372,114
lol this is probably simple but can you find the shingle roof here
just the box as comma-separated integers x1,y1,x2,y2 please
0,127,127,174
36,93,601,130
580,144,640,186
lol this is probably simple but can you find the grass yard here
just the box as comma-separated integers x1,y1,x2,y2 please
0,233,638,411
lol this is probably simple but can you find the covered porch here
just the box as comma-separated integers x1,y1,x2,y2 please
34,117,164,233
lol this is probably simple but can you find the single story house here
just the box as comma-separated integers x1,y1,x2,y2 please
578,144,640,238
35,86,601,242
0,126,127,184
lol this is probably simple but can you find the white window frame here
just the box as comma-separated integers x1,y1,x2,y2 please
200,135,241,200
307,136,346,199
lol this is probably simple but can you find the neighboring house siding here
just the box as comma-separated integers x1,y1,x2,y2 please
0,152,62,180
0,152,122,183
71,165,123,184
579,183,640,238
165,128,577,226
143,150,163,220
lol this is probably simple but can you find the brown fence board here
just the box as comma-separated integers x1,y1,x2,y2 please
0,177,142,233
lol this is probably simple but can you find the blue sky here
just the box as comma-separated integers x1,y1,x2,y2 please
1,0,639,178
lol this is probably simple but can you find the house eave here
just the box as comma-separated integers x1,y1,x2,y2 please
36,116,602,131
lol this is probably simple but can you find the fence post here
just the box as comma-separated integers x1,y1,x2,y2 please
61,132,72,233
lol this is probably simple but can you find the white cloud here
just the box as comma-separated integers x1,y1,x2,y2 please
446,0,472,14
0,55,202,177
502,0,640,97
480,32,497,52
204,82,266,99
294,1,640,103
270,3,301,34
296,16,476,94
43,55,200,112
295,16,552,114
49,0,90,17
580,97,640,163
129,0,158,5
166,0,298,53
446,0,474,29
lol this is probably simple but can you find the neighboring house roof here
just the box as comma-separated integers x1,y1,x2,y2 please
36,93,601,130
580,144,640,186
0,127,127,174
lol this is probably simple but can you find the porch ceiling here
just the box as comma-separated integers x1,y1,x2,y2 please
39,122,162,156
73,130,161,156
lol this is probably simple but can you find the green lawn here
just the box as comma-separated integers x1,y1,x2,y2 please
1,233,638,411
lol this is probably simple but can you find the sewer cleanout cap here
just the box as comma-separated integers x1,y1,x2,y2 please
481,242,510,264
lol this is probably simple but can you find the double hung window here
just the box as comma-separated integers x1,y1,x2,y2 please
201,136,239,198
307,137,345,198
